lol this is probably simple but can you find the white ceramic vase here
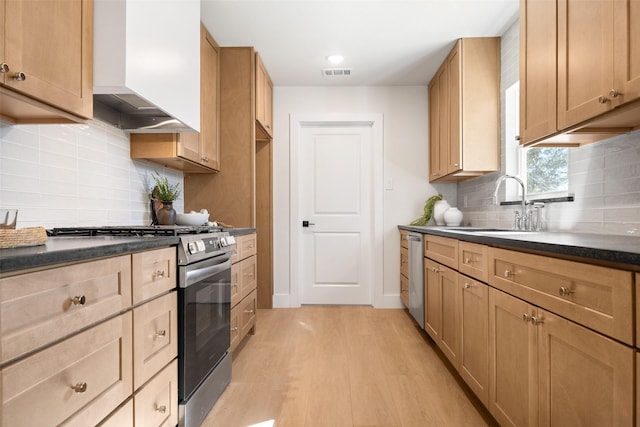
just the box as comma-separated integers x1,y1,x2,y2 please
444,207,464,226
433,200,451,226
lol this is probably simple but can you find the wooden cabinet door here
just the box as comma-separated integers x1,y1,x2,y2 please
489,288,538,427
439,267,459,368
538,309,634,426
256,54,273,139
428,65,447,181
446,42,461,174
133,359,178,427
176,132,202,165
459,276,489,406
614,0,640,106
557,0,615,128
201,25,221,170
424,258,442,341
3,0,93,119
519,0,558,144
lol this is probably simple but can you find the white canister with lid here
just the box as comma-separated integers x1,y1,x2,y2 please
444,207,464,226
433,200,451,226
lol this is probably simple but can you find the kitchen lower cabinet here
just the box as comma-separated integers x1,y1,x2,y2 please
489,287,634,427
0,246,178,427
489,288,538,427
459,276,489,407
424,258,460,369
230,233,257,353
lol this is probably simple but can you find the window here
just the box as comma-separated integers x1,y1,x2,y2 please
504,82,569,201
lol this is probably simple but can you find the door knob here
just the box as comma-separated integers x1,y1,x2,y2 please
302,220,315,227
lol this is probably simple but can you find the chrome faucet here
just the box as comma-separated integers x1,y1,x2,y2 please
493,174,529,230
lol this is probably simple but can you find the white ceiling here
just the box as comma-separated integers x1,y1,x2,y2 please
200,0,519,87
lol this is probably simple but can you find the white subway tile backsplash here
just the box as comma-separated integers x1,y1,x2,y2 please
0,120,184,228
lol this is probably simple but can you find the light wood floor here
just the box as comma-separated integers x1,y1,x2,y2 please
203,306,497,427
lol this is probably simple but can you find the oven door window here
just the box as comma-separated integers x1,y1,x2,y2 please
179,267,230,400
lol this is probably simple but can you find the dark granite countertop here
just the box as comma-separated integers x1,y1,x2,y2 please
0,236,180,274
399,225,640,269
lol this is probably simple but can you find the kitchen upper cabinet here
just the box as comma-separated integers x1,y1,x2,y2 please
427,38,500,182
0,0,93,124
255,53,273,140
521,0,640,146
130,24,220,173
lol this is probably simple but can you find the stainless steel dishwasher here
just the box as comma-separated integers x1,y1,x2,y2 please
406,232,424,328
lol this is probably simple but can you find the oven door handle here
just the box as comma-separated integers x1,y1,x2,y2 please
182,258,232,288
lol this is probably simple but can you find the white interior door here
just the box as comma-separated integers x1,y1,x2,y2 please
298,124,373,305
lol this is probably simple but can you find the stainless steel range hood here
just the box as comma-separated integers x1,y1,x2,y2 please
93,94,195,133
93,0,200,133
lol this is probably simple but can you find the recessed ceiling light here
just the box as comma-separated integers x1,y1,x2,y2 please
327,54,344,64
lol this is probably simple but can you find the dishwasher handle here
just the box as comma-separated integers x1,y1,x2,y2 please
407,234,422,241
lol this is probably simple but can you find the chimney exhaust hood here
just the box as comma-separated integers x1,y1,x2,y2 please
93,0,200,133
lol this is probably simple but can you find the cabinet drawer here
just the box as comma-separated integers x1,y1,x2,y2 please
98,399,133,427
133,292,178,390
241,290,257,338
231,261,241,308
424,235,458,269
134,359,178,427
0,255,132,364
458,241,488,283
488,247,634,344
400,230,409,249
230,304,241,352
400,246,409,278
132,247,176,305
240,256,257,300
1,313,133,427
232,233,257,264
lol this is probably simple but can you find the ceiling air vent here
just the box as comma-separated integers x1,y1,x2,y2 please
322,68,352,77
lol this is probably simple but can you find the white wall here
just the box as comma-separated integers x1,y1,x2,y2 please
0,120,184,228
272,86,456,308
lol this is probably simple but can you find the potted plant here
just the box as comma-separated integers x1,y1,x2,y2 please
150,172,181,225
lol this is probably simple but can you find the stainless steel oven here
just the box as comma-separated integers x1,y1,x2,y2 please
176,231,235,427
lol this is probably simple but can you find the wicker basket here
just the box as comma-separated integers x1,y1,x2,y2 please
0,227,48,249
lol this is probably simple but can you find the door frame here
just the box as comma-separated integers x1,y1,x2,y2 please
289,113,384,307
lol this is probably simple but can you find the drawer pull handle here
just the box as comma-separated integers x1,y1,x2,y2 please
155,330,166,338
504,270,515,278
558,287,574,297
71,382,87,393
71,295,86,306
153,270,165,280
155,404,167,414
522,313,532,322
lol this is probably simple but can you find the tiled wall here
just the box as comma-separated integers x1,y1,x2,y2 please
0,120,184,229
457,21,640,236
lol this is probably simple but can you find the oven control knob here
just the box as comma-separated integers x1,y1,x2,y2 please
196,240,206,252
220,236,236,247
188,242,199,255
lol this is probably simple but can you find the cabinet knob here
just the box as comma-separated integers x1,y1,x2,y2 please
504,269,515,278
155,329,166,338
609,89,620,98
558,286,574,297
431,267,440,273
598,95,609,104
244,309,255,315
231,326,239,334
155,404,167,414
531,316,544,325
153,270,165,280
463,257,472,264
71,295,86,306
13,71,26,81
71,382,88,393
522,313,532,322
0,63,9,73
463,282,474,289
